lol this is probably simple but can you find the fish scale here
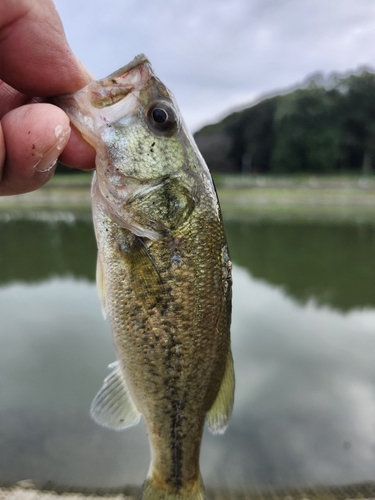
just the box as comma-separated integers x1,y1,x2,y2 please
98,198,229,494
54,54,234,500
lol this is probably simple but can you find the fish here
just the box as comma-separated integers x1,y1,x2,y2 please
54,54,234,500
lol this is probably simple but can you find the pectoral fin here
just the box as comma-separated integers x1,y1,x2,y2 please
91,361,141,431
96,254,107,319
206,350,235,434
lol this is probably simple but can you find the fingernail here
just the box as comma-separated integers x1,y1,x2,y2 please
34,125,71,173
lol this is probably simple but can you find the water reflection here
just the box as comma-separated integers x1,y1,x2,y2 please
217,267,375,487
0,212,96,284
2,214,375,311
226,220,375,311
1,212,375,489
0,279,149,487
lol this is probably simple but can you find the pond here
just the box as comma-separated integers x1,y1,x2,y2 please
1,209,375,491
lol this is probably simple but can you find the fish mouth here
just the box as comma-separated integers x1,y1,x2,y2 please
88,54,152,110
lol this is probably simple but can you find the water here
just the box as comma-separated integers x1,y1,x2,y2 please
1,211,375,490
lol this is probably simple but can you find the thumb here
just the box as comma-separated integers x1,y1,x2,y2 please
0,103,71,195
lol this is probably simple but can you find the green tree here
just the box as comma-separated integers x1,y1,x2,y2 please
195,68,375,175
226,96,279,174
270,85,342,173
339,71,375,172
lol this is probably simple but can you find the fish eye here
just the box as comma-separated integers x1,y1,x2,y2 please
146,102,178,136
152,108,168,124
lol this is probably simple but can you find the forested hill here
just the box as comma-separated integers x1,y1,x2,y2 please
194,70,375,174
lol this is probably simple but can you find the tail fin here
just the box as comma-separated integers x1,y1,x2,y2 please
140,475,204,500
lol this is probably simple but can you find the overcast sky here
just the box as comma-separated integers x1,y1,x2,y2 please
54,0,375,131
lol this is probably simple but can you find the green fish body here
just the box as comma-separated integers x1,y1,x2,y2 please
55,55,234,500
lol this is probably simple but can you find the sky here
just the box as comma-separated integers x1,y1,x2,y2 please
54,0,375,131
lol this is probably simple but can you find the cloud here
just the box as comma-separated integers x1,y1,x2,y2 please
54,0,375,130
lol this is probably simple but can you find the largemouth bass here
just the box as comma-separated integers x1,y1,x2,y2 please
55,55,234,500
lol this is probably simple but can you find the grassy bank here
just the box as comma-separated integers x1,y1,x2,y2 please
213,174,375,221
0,173,93,212
1,174,375,223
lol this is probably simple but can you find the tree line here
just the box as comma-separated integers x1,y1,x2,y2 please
194,70,375,174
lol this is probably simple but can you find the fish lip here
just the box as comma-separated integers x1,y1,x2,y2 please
102,54,151,83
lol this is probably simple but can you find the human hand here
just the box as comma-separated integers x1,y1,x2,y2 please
0,0,96,196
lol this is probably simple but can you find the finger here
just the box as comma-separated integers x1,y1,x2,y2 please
0,80,29,119
0,103,71,195
0,0,91,96
0,125,5,181
0,79,96,171
58,124,96,171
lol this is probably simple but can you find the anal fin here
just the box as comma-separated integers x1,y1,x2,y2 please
91,361,141,430
206,349,235,434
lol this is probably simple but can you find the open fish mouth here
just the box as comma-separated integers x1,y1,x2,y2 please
88,54,151,109
53,54,154,143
